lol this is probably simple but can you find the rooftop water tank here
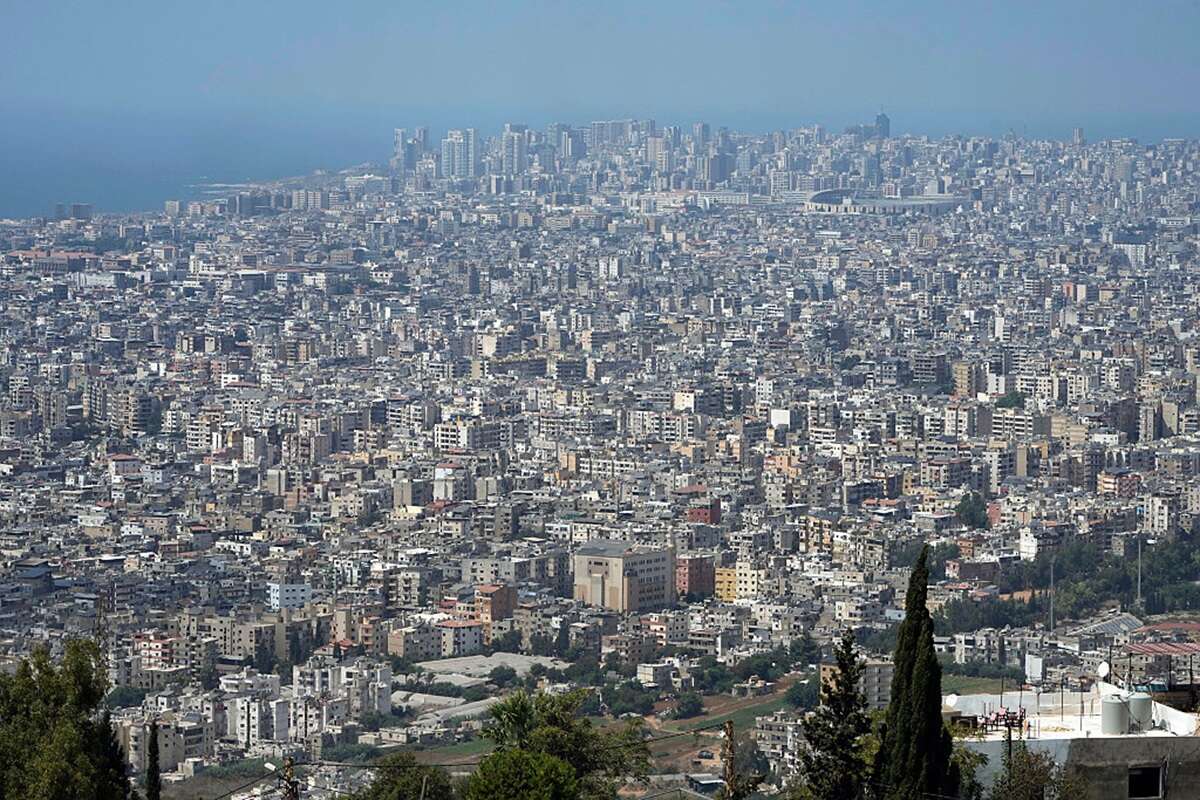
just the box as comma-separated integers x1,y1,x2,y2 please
1129,692,1153,731
1101,695,1129,736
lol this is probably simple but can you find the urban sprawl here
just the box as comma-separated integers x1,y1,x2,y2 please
3,114,1200,798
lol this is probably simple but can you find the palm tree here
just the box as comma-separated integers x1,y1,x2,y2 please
486,690,539,750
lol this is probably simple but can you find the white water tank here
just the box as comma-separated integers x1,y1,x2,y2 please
1101,695,1129,735
1129,692,1153,731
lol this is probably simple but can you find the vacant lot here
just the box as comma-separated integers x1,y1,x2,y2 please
414,736,495,765
942,674,1007,695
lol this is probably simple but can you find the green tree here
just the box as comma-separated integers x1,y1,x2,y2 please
197,661,219,690
353,751,457,800
953,741,988,800
490,629,524,653
274,656,295,685
462,686,490,702
731,647,791,682
691,657,734,694
995,391,1026,409
874,547,958,800
484,689,649,800
466,749,577,800
359,711,389,732
553,624,571,657
287,628,306,663
791,631,871,800
489,665,519,687
789,630,820,668
145,721,161,800
856,624,900,656
252,646,274,675
784,678,819,711
600,680,656,716
0,640,134,799
955,493,990,529
675,692,704,719
100,710,134,798
530,634,557,657
106,685,148,709
988,734,1080,800
602,651,635,678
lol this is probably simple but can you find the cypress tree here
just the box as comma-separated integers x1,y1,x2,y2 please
97,710,135,799
875,546,958,800
145,720,161,800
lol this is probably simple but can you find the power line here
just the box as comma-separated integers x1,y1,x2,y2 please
205,770,277,800
314,757,485,770
302,780,704,800
865,779,965,800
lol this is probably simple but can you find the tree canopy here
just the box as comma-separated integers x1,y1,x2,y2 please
675,692,705,719
465,749,578,800
784,677,819,711
483,689,649,800
145,721,161,800
352,751,457,800
995,391,1026,409
792,630,871,800
988,736,1080,800
0,640,134,800
955,493,990,529
875,547,959,800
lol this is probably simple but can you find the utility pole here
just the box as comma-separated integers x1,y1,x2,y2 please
280,756,300,800
721,720,737,798
720,720,763,800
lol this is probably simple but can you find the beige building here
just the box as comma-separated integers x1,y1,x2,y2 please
573,542,676,613
715,566,738,602
116,713,215,776
821,657,895,711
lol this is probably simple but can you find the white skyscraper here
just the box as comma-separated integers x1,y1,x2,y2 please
440,128,479,179
501,124,528,176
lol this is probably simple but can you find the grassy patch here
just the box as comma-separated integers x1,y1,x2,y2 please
162,761,271,800
415,737,495,761
667,693,790,733
942,675,1007,695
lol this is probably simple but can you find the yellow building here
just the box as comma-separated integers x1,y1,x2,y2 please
715,567,738,602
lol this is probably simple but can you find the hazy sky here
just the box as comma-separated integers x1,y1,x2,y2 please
2,0,1200,215
5,0,1199,129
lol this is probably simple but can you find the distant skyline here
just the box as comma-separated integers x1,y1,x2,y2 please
3,0,1200,216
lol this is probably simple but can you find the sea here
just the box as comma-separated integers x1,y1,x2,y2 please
2,108,1199,220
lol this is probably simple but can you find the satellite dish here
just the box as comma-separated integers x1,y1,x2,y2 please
1098,661,1111,679
945,694,959,708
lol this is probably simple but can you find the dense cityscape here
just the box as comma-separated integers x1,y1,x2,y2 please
3,111,1200,800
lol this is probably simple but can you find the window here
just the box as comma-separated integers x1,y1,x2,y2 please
1128,765,1162,799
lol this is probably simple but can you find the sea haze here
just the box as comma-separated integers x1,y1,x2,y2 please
0,107,390,219
3,106,1199,218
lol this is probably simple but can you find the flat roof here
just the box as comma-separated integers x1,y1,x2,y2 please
415,652,567,678
949,688,1196,741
